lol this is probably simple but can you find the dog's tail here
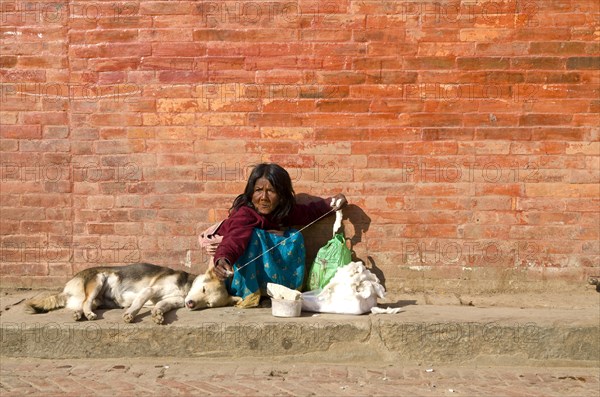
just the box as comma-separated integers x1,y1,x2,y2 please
24,293,67,314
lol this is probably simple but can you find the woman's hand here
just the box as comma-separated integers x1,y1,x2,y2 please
213,258,234,281
203,235,220,256
330,193,348,211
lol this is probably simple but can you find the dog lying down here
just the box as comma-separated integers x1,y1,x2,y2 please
24,263,241,324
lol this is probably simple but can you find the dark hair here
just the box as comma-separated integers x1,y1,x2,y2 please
230,163,296,221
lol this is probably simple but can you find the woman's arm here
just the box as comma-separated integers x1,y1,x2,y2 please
213,207,262,279
285,193,347,226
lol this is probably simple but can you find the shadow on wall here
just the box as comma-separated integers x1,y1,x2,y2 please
299,200,413,307
297,194,378,287
341,205,393,295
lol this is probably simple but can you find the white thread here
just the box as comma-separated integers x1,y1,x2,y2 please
233,208,336,273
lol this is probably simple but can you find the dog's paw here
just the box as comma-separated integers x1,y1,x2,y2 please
122,312,134,323
84,311,97,321
73,311,83,321
151,308,164,325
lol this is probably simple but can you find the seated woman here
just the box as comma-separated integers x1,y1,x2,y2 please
205,163,346,307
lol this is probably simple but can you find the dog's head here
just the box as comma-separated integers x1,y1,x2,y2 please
184,268,235,310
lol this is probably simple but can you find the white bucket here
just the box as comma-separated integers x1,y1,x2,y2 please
271,298,302,317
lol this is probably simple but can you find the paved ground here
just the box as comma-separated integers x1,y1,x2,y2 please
2,289,598,396
0,357,598,397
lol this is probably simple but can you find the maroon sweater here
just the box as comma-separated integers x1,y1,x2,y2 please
214,198,332,266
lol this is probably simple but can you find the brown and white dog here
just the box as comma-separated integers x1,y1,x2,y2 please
24,263,240,324
184,266,242,310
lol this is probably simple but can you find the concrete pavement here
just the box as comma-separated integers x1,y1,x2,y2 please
1,289,598,367
1,288,599,396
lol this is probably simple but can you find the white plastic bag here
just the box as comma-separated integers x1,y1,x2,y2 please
301,261,385,315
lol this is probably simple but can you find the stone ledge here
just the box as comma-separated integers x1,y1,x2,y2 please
1,290,598,366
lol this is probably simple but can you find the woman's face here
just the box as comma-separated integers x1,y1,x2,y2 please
252,177,280,215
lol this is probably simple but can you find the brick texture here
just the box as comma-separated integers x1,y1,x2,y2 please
1,358,599,397
1,0,598,291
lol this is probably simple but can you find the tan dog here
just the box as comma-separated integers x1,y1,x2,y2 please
25,263,239,324
184,267,242,310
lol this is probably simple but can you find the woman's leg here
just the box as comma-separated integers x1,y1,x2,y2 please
227,229,306,301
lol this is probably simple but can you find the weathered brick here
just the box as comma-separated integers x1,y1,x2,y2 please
86,29,138,43
529,42,586,55
152,43,207,57
405,57,455,69
459,29,512,42
140,2,194,15
0,125,42,139
264,99,318,114
1,0,597,289
457,57,510,70
512,57,565,69
87,223,115,235
21,221,70,234
566,57,600,70
0,56,18,68
519,114,573,126
316,99,371,112
316,71,366,85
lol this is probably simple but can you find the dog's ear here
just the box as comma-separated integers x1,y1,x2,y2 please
206,267,218,280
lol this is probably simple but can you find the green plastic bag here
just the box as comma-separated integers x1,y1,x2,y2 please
306,232,352,291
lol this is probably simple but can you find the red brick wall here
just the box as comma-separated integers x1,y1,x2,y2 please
1,0,598,292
